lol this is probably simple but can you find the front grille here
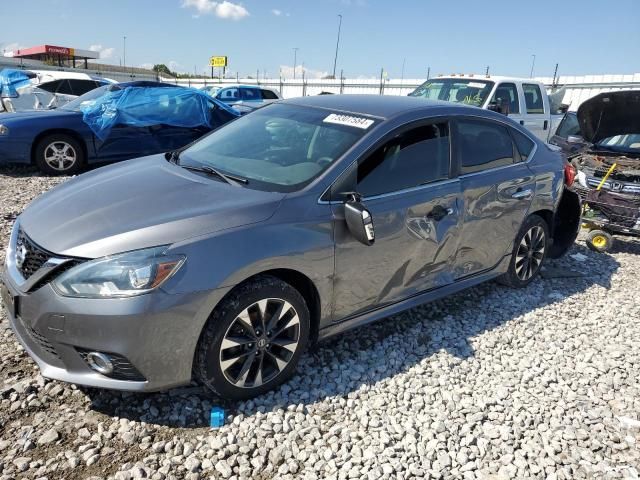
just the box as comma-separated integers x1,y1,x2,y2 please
77,349,146,382
20,319,60,360
16,229,51,279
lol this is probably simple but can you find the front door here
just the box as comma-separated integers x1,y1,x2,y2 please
332,121,463,321
453,118,535,278
521,83,549,141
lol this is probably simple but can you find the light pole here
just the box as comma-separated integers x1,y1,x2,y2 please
123,36,127,68
293,47,299,79
332,14,342,79
530,54,536,78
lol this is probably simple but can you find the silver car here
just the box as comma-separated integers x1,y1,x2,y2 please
0,95,580,399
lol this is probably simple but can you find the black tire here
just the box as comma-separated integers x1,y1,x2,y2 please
586,229,613,253
34,134,85,175
498,214,549,288
195,275,310,400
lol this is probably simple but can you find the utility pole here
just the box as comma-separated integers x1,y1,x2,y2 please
552,63,559,87
427,67,430,80
400,58,406,84
293,47,299,79
485,65,490,77
530,54,536,78
123,36,127,68
332,14,342,79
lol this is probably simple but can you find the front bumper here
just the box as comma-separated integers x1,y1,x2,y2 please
1,264,223,392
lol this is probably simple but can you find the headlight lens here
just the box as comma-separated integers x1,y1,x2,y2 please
0,124,9,136
52,246,185,298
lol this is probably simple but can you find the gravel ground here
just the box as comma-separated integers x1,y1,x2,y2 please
0,166,639,480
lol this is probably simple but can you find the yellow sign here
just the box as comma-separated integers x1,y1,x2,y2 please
210,56,228,67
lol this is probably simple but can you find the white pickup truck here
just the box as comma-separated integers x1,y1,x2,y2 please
409,75,566,142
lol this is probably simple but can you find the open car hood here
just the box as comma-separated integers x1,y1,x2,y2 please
577,90,640,144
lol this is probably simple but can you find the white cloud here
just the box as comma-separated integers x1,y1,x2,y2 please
182,0,249,20
279,65,329,79
1,42,26,56
272,9,281,16
89,44,115,60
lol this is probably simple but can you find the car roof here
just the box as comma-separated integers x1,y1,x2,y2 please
282,94,456,119
116,81,178,88
220,84,274,90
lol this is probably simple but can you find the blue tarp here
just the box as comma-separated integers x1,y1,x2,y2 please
80,86,240,140
0,69,33,98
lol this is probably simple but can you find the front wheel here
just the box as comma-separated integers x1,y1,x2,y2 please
194,276,310,400
34,134,85,175
498,214,549,288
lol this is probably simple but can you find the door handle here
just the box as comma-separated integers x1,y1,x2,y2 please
511,189,533,200
426,205,454,221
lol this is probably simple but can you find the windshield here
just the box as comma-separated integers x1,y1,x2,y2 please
60,85,112,111
180,103,376,192
409,78,494,107
597,134,640,154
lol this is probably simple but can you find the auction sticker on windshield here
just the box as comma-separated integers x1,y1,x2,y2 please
323,113,375,130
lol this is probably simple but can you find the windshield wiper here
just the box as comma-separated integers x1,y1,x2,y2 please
181,164,248,186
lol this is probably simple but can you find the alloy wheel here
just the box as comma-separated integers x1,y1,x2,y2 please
515,225,546,281
219,298,300,388
44,141,77,171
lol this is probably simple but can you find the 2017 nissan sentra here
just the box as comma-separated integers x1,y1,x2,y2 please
0,95,581,399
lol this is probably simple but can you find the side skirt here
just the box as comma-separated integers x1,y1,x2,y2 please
317,254,511,341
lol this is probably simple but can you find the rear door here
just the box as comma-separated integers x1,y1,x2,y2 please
453,118,536,278
332,120,463,320
521,83,549,141
240,87,263,104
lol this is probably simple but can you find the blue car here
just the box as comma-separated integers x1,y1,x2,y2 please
0,81,240,175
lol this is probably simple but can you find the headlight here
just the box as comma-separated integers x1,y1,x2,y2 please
0,124,8,136
52,246,185,298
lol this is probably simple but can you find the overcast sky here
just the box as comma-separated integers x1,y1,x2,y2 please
2,0,638,79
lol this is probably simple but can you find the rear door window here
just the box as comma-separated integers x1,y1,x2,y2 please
357,122,450,197
523,83,545,114
38,80,63,93
241,88,262,101
491,83,519,114
68,79,100,96
457,119,515,174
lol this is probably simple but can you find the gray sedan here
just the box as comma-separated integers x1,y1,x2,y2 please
0,95,581,399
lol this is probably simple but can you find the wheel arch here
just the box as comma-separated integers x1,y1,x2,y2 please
31,129,89,165
530,189,581,259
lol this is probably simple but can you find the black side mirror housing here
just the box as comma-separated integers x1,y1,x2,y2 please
487,102,508,115
344,196,375,246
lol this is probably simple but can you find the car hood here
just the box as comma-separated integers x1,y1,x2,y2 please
19,155,285,258
577,90,640,144
0,108,80,122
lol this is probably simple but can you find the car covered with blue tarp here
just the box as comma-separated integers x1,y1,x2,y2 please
0,81,240,174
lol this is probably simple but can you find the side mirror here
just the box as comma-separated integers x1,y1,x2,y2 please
487,102,507,115
567,135,584,144
344,196,375,246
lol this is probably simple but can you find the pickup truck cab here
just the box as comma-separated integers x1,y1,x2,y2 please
409,75,565,142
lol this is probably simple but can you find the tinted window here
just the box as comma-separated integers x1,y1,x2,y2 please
38,80,63,93
512,129,535,161
261,89,279,100
457,119,515,174
54,80,74,96
555,113,580,139
491,83,519,114
68,79,100,96
523,83,544,114
241,88,261,101
217,88,239,102
357,123,450,197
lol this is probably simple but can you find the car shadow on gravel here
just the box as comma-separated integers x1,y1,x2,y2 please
83,242,620,429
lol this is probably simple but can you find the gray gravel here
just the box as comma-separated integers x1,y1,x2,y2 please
1,167,639,480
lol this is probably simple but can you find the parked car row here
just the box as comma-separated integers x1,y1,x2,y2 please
0,92,581,399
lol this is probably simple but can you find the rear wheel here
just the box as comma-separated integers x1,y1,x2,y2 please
498,214,549,288
586,229,613,253
195,276,310,400
34,134,84,175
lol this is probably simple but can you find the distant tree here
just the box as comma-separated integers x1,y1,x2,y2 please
152,64,174,76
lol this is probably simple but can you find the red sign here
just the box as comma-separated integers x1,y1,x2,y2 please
45,45,71,55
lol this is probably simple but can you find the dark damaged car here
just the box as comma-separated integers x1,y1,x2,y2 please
566,90,640,249
1,95,581,399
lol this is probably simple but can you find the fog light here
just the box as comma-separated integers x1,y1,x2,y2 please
86,352,114,375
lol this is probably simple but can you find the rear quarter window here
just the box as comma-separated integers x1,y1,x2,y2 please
511,129,535,161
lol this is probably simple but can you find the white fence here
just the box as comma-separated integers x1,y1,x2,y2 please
163,73,640,110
